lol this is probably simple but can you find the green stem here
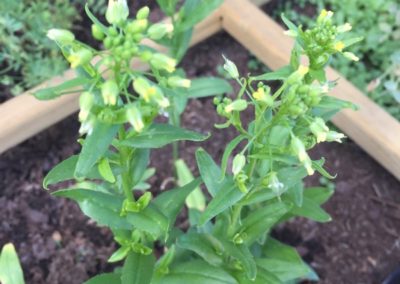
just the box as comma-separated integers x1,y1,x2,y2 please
118,127,134,202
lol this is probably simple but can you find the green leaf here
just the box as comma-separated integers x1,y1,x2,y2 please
155,260,238,284
200,181,243,226
154,178,203,228
126,204,169,239
187,77,233,98
176,232,223,266
239,190,277,206
309,68,326,82
220,135,246,180
83,273,121,284
178,0,224,31
121,252,155,284
239,202,290,245
258,238,310,282
130,149,150,187
156,0,179,15
43,155,101,189
304,187,334,205
0,243,25,284
342,36,363,48
53,188,131,229
75,122,119,178
234,267,282,284
221,241,257,281
98,158,116,183
122,124,208,148
290,196,332,223
195,148,225,197
171,29,193,62
108,246,131,263
252,66,293,81
175,159,206,211
312,96,357,120
33,77,91,100
312,159,336,179
43,155,77,189
281,13,298,33
85,4,109,35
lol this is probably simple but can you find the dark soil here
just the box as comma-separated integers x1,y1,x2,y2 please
1,3,400,284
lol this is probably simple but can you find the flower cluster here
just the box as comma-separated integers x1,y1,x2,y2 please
47,1,190,136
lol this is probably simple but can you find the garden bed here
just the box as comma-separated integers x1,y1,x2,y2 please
1,21,400,283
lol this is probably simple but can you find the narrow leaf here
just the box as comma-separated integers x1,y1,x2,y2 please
121,252,155,284
175,159,206,211
83,273,121,284
122,124,208,148
187,77,232,98
0,243,25,284
220,135,246,180
75,123,119,178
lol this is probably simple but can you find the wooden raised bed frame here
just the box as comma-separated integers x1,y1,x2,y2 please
1,0,400,181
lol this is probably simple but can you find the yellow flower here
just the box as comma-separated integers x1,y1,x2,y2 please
334,41,345,52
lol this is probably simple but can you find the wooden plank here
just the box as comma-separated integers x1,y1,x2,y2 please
221,0,400,180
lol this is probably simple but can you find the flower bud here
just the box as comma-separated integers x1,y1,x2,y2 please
126,19,148,34
136,6,150,19
317,9,333,23
147,23,173,40
79,116,95,136
47,29,75,44
287,65,309,84
232,154,246,176
309,118,329,143
79,92,94,122
222,55,239,79
303,156,315,176
224,99,248,113
326,131,346,143
126,105,144,132
337,23,352,33
91,24,105,40
167,76,191,88
150,53,177,73
291,136,308,162
343,52,359,61
133,77,169,108
67,48,93,68
101,80,119,106
235,172,248,193
333,41,345,52
106,0,129,25
252,87,273,106
266,172,286,198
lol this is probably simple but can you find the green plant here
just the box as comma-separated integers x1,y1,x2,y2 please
273,0,400,120
34,3,359,283
0,243,25,284
0,0,79,95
